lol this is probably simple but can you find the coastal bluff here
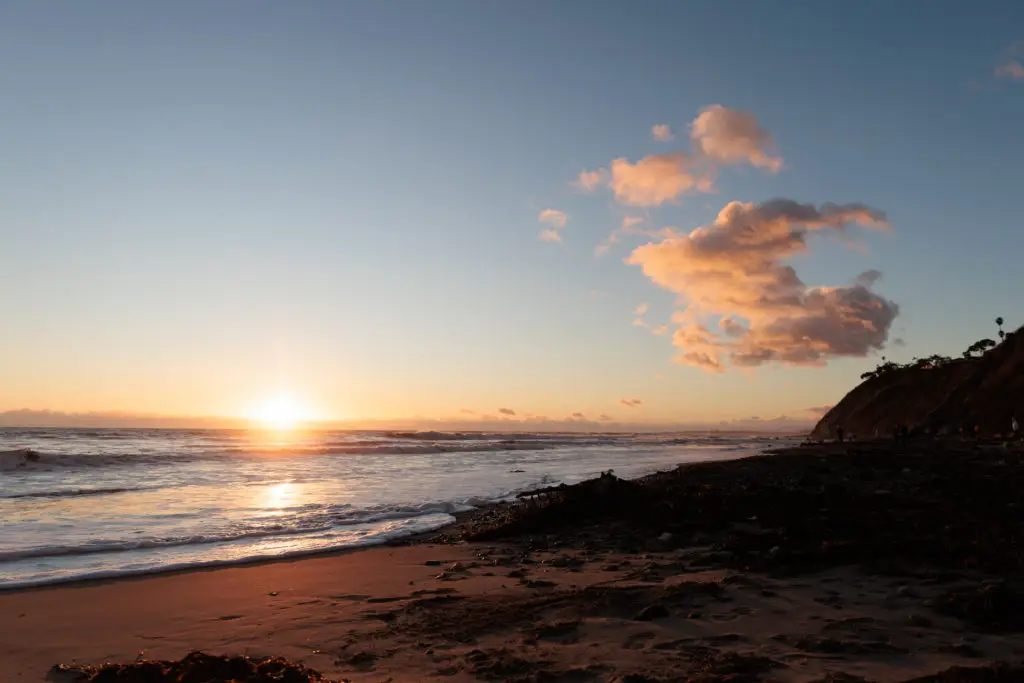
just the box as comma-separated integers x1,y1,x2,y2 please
812,326,1024,439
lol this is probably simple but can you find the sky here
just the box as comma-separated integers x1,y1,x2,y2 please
1,1,1023,429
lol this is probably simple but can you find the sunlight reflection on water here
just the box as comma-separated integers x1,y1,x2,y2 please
264,482,299,511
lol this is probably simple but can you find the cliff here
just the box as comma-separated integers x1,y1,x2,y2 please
812,328,1024,439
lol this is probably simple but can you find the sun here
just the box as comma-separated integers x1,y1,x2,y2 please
251,394,309,430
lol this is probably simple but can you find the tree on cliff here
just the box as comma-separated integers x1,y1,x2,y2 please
963,338,996,358
996,316,1005,341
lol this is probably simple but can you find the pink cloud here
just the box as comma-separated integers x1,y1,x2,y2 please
581,105,783,208
628,198,897,371
595,216,648,256
651,124,674,142
539,209,567,228
574,169,606,192
619,398,643,408
690,104,783,172
608,153,710,207
498,407,516,416
538,209,567,242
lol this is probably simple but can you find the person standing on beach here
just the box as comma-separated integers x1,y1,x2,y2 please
836,425,845,443
1012,415,1019,440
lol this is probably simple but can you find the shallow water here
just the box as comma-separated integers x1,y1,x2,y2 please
0,428,788,588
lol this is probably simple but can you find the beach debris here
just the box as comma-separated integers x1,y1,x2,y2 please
49,651,347,682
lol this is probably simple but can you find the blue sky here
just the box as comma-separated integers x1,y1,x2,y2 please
1,1,1022,426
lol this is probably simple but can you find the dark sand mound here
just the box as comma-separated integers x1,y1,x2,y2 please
50,651,342,682
811,327,1024,439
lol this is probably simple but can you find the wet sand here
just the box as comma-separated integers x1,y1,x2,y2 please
5,441,1024,682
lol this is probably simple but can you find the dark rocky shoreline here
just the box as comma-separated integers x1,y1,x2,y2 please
418,439,1024,576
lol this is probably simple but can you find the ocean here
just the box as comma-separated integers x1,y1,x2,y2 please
0,428,789,589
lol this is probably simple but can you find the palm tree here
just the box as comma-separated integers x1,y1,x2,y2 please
996,317,1005,341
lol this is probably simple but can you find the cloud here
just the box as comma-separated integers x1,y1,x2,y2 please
596,216,648,256
460,408,476,415
579,105,782,208
538,209,568,243
719,317,746,338
498,407,516,416
892,337,906,347
598,414,613,422
690,104,782,172
619,398,643,408
652,124,674,142
855,269,883,287
996,60,1024,79
609,153,710,207
539,209,567,229
806,404,834,417
628,198,897,371
633,318,669,335
632,301,663,334
574,169,606,192
570,412,587,421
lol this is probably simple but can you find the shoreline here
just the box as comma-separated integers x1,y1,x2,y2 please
0,443,785,594
6,439,1024,681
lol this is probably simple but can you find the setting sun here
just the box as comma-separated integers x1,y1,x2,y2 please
250,394,309,430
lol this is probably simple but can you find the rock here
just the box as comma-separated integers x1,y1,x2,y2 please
657,532,673,542
634,605,670,621
425,560,443,566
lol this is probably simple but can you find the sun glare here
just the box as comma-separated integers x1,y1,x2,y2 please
251,394,308,430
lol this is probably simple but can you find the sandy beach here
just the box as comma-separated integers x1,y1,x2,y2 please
5,441,1024,682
